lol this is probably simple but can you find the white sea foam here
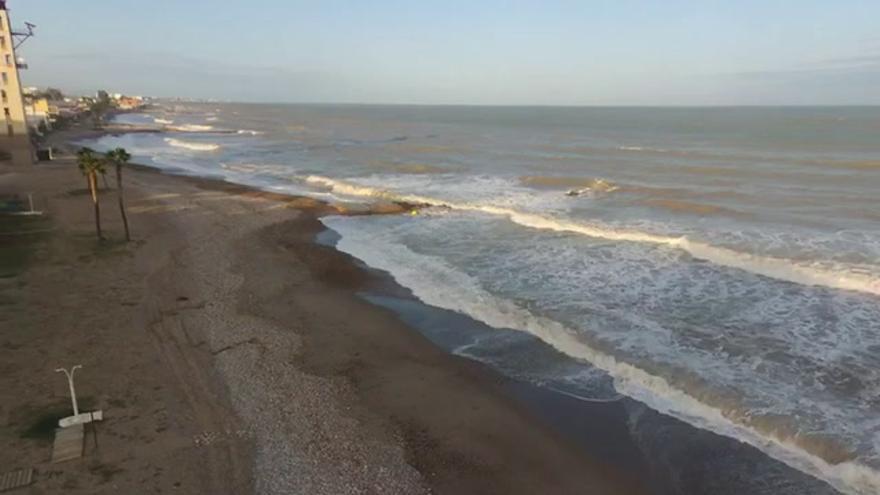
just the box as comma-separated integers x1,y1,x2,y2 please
304,175,880,297
617,145,671,153
322,214,880,495
153,118,174,125
237,129,262,136
164,138,220,152
168,124,215,132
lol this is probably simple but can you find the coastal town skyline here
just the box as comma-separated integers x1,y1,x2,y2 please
13,0,880,105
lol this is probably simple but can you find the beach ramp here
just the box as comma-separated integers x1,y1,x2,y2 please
51,424,84,463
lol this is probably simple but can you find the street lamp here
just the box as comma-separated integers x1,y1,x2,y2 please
55,365,83,416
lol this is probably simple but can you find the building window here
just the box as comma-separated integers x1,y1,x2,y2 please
4,54,10,67
3,107,8,116
1,90,6,104
0,36,5,49
1,72,7,85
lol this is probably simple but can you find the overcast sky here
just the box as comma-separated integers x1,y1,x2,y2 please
10,0,880,105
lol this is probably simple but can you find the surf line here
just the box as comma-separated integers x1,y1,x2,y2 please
304,175,880,298
543,385,626,403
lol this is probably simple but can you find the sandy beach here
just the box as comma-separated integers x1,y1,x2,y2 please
0,124,648,494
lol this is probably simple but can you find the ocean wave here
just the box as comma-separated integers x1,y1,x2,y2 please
206,116,219,122
304,175,880,297
168,124,214,132
521,175,618,190
815,159,880,171
236,129,263,136
619,145,661,152
606,144,880,173
153,118,174,125
164,138,220,152
392,144,465,154
545,143,759,164
323,214,880,495
370,161,450,174
640,198,745,217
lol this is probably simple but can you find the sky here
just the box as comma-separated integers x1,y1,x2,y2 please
9,0,880,105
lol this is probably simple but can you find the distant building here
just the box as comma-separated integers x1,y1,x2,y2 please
116,96,144,110
0,3,32,164
24,95,50,134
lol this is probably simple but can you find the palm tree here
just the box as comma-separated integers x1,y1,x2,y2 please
89,95,111,129
76,147,106,240
105,147,132,241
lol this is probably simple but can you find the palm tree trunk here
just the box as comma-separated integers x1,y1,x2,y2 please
116,164,130,241
89,173,102,240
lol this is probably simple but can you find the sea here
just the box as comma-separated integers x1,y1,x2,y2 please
87,104,880,495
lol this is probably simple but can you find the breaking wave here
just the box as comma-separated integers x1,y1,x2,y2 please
640,198,745,217
168,124,215,132
323,214,880,495
153,118,174,125
520,175,619,193
304,175,880,297
164,138,221,152
369,161,450,174
236,129,263,136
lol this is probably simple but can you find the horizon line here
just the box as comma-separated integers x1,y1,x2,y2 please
146,99,880,109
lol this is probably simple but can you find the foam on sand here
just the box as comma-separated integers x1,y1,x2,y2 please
164,138,221,152
304,175,880,297
322,214,880,495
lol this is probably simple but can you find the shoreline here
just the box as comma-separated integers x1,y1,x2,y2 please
11,119,845,494
112,126,651,494
0,122,649,493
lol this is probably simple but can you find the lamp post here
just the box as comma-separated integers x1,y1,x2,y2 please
55,365,83,417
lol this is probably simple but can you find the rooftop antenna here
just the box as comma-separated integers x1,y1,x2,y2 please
11,21,36,50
